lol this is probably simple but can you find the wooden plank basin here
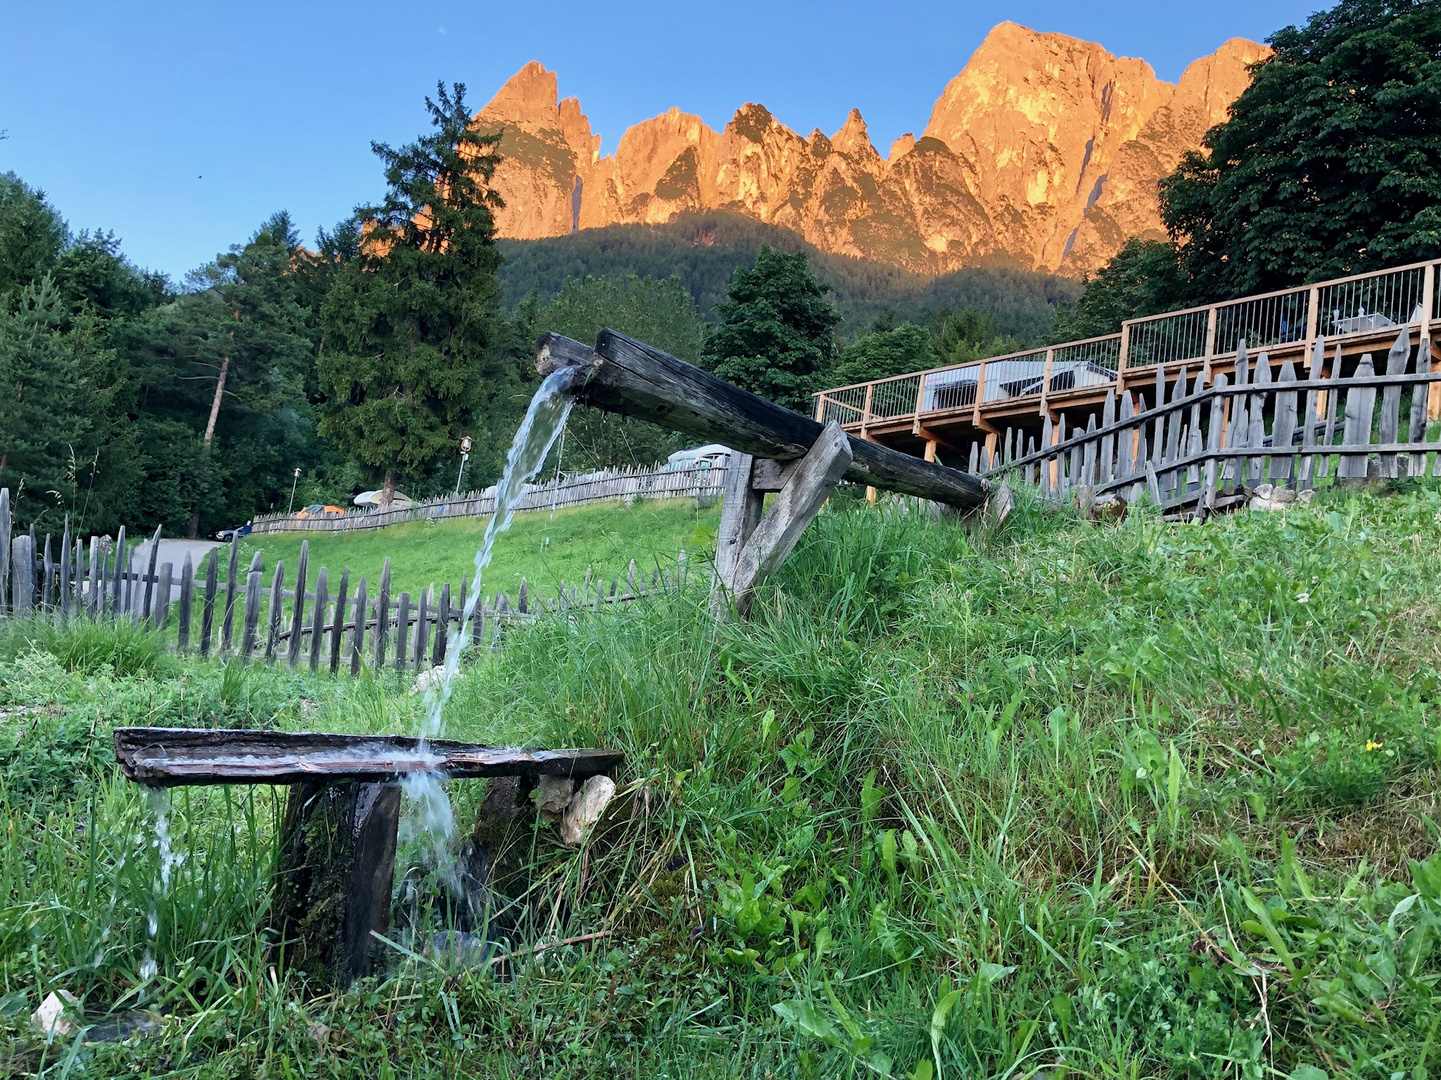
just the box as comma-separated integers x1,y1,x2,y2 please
113,727,624,787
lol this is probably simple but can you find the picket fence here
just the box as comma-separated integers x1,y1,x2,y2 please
0,489,690,677
249,461,726,535
977,329,1439,517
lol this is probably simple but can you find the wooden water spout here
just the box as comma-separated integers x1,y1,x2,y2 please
115,728,621,983
537,330,988,614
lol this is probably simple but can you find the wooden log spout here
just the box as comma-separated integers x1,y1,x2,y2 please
536,330,988,509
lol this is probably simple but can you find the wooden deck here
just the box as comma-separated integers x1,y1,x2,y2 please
814,259,1441,470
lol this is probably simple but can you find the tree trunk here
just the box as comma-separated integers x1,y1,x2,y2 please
380,469,396,508
187,355,231,539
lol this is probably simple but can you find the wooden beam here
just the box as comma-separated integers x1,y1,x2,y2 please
113,727,623,787
536,332,987,509
723,421,853,617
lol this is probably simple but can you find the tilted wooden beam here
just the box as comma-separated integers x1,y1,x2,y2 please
536,331,988,509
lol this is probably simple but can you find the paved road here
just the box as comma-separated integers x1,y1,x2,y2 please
128,538,223,601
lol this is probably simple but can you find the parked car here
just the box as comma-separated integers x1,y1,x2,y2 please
214,522,253,541
295,504,347,520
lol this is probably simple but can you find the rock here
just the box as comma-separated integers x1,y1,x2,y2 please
471,29,1265,276
533,776,575,822
559,775,617,847
410,665,459,696
1092,495,1129,523
1271,487,1298,505
31,989,79,1039
1296,489,1316,505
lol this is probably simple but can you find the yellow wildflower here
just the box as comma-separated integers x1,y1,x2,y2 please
1365,740,1383,752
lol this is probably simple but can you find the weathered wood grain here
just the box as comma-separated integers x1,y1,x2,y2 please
537,331,987,509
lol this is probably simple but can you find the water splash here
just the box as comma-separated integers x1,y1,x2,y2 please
140,786,180,987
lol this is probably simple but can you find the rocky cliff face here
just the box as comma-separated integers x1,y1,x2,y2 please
473,25,1267,276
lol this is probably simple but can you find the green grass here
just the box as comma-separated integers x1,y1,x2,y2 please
3,482,1441,1077
239,498,720,602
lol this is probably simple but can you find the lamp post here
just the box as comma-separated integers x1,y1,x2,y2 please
287,467,301,515
454,436,472,496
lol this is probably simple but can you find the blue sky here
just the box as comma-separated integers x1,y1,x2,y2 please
0,1,1320,280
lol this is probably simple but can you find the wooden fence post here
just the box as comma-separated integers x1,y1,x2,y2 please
11,534,34,616
266,561,285,660
288,541,309,670
199,549,219,657
221,535,240,653
0,488,9,617
177,554,194,651
241,552,263,658
330,569,349,675
374,559,391,670
350,577,367,676
155,562,173,634
309,567,329,673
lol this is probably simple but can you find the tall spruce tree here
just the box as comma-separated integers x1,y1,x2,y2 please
318,82,513,504
700,245,840,413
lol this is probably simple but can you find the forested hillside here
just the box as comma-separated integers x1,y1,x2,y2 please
498,211,1079,338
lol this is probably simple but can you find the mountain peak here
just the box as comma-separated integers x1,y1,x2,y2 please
474,27,1265,275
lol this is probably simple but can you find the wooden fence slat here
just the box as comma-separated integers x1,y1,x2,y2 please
329,568,348,675
1272,360,1299,486
11,534,33,616
265,561,285,660
241,552,263,657
155,562,173,633
72,536,84,618
42,533,54,614
221,535,239,652
433,583,450,668
1099,390,1116,484
1412,334,1432,478
1378,328,1409,478
351,577,367,676
177,554,193,651
1321,345,1342,479
59,521,71,620
0,488,9,616
1299,338,1327,489
287,540,309,670
1339,354,1377,480
86,536,99,618
413,586,430,672
110,525,126,616
394,591,410,671
374,559,391,669
1247,354,1271,485
199,549,219,657
309,567,328,673
139,525,161,622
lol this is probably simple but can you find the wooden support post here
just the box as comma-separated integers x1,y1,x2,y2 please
717,421,853,619
274,780,402,985
713,452,764,605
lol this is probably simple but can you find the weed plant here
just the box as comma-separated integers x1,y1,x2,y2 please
2,483,1440,1077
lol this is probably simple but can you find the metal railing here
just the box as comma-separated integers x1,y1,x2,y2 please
814,258,1441,432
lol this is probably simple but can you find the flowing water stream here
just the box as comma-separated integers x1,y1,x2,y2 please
399,367,580,918
141,368,582,971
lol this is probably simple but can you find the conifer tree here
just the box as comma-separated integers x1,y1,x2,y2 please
700,245,840,413
318,82,513,504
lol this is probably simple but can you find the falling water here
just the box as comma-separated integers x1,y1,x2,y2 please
140,786,180,985
399,367,580,903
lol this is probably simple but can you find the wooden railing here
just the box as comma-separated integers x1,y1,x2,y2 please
0,488,689,677
815,258,1440,432
977,328,1436,517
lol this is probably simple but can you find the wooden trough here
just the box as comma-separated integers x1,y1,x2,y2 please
537,330,991,614
114,727,621,983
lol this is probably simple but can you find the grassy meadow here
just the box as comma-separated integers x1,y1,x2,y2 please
238,499,720,602
3,483,1441,1077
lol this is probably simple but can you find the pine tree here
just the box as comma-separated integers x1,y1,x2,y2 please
700,245,840,413
318,82,514,504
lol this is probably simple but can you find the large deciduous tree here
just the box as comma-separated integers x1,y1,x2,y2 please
700,245,840,413
318,82,514,504
1163,0,1441,299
